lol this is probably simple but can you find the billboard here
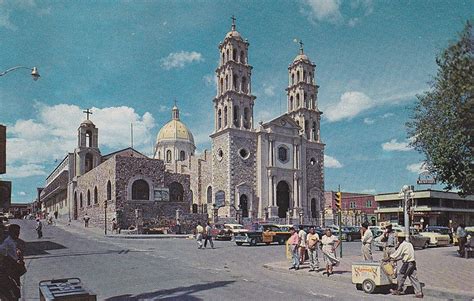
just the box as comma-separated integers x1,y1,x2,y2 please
0,125,5,174
0,180,11,210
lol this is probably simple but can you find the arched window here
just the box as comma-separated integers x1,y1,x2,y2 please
222,53,225,64
224,106,228,127
192,203,198,213
233,74,238,90
241,77,247,93
309,72,313,83
312,122,317,140
296,71,300,82
296,94,300,108
169,182,184,202
94,186,98,204
291,73,295,85
226,49,229,62
85,131,92,147
107,181,111,200
305,120,309,138
85,153,93,173
80,193,83,208
220,78,224,94
232,48,237,61
278,145,289,163
207,186,212,204
233,105,240,127
240,194,249,218
166,150,172,163
290,96,294,110
243,107,250,129
225,75,228,90
87,190,91,206
303,70,306,83
311,198,317,218
131,179,150,200
240,50,245,63
180,150,185,161
218,109,222,129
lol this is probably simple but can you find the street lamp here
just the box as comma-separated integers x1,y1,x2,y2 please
0,66,40,81
399,185,415,242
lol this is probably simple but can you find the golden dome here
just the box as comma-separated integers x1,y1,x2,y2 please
156,106,195,145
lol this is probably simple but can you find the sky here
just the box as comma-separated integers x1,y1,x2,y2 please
0,0,472,203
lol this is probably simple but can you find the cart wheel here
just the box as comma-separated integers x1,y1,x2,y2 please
250,238,257,246
362,279,376,294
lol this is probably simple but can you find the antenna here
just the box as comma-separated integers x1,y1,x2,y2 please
131,123,134,148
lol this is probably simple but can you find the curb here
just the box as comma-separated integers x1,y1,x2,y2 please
262,262,474,300
105,234,192,239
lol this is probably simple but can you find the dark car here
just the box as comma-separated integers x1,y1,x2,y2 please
341,226,362,242
234,224,291,246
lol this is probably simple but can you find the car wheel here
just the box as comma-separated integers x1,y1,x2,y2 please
278,238,286,245
250,238,257,246
362,279,376,294
347,235,352,242
379,247,383,251
236,242,243,246
423,242,428,249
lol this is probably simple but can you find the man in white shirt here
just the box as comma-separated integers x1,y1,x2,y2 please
360,222,373,261
388,240,423,298
298,226,307,264
196,222,204,249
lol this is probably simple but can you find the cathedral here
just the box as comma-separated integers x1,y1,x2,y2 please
154,19,325,222
39,19,325,229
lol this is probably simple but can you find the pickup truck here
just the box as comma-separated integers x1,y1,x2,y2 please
234,224,291,246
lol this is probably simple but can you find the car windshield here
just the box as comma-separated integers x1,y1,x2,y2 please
431,228,449,235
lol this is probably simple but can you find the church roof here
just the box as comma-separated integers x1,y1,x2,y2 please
225,30,243,41
156,105,195,145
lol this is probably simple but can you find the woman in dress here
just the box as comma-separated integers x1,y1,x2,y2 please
321,228,341,276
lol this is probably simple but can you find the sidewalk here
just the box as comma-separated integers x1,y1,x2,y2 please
263,247,474,300
53,218,192,239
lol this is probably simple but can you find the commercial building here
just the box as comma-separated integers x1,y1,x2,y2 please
324,191,377,226
375,189,474,227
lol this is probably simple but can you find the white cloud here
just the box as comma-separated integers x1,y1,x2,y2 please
363,117,375,125
324,91,373,122
159,105,169,112
203,74,217,87
382,113,394,118
302,0,343,24
406,162,427,174
6,103,156,177
18,191,27,196
160,51,203,70
4,163,47,179
324,155,343,168
360,188,376,194
381,139,412,152
348,18,359,27
263,84,276,97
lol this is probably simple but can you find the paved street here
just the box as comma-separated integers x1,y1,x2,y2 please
12,219,458,300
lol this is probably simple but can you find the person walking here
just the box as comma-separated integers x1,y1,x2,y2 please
360,222,373,261
288,227,300,270
0,224,27,300
306,227,320,272
83,213,90,228
35,218,43,239
388,239,423,298
54,211,58,220
321,229,340,276
196,222,204,249
382,224,398,278
298,225,307,264
456,223,467,257
204,222,214,249
111,218,118,234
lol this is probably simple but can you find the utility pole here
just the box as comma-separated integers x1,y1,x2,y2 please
338,185,343,258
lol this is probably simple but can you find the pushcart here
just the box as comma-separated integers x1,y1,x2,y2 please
351,261,395,294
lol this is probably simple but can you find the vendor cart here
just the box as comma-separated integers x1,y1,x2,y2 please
352,261,395,294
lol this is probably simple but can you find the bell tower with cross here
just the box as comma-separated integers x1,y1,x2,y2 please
74,108,101,177
286,40,322,142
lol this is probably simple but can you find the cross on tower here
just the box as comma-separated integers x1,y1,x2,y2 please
231,15,236,31
299,40,304,54
83,108,93,120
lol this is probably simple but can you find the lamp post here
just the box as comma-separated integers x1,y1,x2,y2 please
104,200,108,235
399,185,415,242
0,66,40,80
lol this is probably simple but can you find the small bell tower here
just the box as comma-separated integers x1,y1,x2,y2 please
74,109,101,177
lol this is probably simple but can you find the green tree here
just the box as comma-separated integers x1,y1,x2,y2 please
407,21,473,195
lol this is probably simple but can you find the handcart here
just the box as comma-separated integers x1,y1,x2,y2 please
39,278,96,301
352,261,396,294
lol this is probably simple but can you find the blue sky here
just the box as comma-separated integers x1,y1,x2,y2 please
0,1,471,203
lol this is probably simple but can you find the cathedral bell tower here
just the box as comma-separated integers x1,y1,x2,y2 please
213,16,256,132
286,41,322,142
74,109,101,177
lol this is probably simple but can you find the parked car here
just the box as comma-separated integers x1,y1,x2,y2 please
369,226,383,238
341,226,362,242
397,229,430,249
420,226,451,246
234,224,291,246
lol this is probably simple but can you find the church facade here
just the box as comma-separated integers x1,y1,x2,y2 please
154,20,325,223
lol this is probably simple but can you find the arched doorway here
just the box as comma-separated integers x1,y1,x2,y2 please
311,198,317,218
73,192,78,220
131,179,150,200
276,181,290,218
207,186,212,204
169,182,184,202
240,194,249,218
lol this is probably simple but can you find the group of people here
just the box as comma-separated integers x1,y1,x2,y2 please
288,226,341,276
195,222,214,249
0,223,27,300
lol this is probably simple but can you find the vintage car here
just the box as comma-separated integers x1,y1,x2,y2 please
234,224,291,246
368,226,383,238
420,226,451,246
374,228,430,250
211,223,247,240
342,226,362,242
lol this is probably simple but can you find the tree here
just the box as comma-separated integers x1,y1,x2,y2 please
407,21,473,195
